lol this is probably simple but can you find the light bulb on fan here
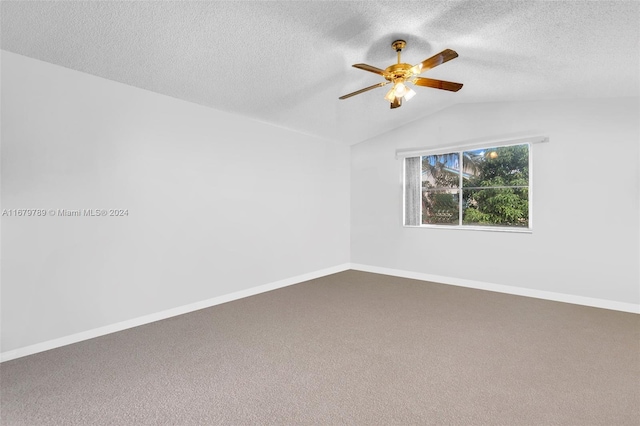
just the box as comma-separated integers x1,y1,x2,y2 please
384,81,416,103
394,82,408,97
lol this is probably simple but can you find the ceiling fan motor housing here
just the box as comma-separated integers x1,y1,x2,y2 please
384,63,413,82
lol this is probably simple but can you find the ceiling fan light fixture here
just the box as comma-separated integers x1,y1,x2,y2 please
403,87,416,101
384,87,396,102
385,81,416,103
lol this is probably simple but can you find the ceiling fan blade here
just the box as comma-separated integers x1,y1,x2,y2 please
339,82,389,100
413,77,463,92
410,49,459,75
390,97,402,109
352,63,386,76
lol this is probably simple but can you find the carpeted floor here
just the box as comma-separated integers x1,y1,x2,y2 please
1,270,639,425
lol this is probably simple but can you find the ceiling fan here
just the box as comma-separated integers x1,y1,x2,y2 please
339,40,463,109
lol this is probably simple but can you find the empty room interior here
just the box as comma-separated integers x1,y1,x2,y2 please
1,1,639,425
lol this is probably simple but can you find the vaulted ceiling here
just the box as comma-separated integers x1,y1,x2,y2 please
2,1,639,145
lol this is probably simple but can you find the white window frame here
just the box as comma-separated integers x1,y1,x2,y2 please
399,135,548,233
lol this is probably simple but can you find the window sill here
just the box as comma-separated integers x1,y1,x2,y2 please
404,225,532,234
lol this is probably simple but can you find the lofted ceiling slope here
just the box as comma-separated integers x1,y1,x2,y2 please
2,1,639,145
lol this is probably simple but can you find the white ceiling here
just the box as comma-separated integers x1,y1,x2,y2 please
2,1,639,145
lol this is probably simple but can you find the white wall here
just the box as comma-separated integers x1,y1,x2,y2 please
2,50,637,358
1,51,350,353
351,98,640,306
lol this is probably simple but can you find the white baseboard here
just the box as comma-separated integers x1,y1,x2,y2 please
3,262,637,362
0,263,351,363
350,263,640,314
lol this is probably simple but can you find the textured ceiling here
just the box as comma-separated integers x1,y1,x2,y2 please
2,1,639,145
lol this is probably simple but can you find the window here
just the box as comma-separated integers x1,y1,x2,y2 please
404,142,531,230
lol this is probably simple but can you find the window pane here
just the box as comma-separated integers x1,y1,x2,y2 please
422,153,460,190
462,187,529,227
422,190,459,225
463,144,529,188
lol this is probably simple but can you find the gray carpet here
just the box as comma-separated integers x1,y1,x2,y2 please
1,270,639,425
